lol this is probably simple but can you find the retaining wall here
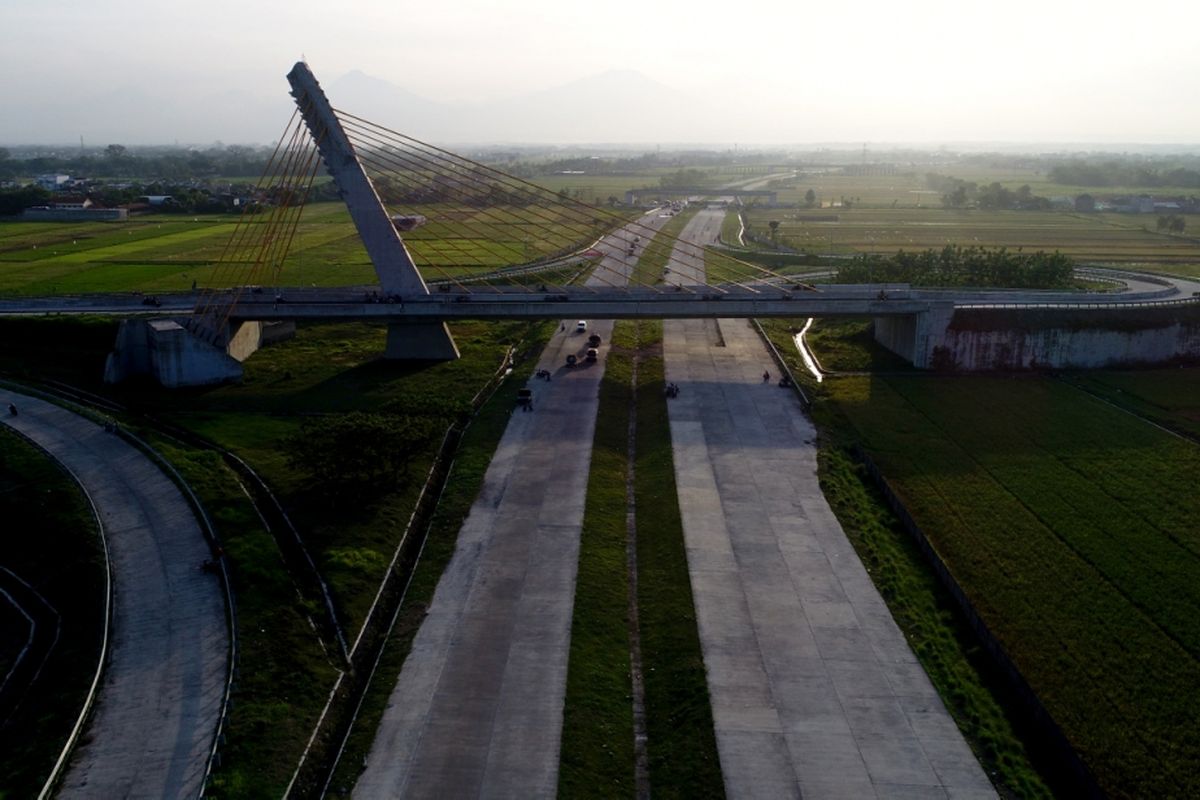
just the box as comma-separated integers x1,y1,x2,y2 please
876,304,1200,370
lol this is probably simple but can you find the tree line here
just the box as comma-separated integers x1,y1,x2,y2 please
926,174,1053,210
0,143,276,181
837,245,1075,289
1047,160,1200,188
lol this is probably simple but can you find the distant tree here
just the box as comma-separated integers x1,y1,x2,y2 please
804,188,816,207
0,186,52,216
1170,215,1186,233
943,185,969,208
976,182,1015,210
0,147,9,162
768,220,780,239
1074,193,1096,213
105,144,127,160
1157,215,1171,232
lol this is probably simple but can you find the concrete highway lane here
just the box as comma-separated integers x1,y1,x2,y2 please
354,211,669,798
662,211,995,798
0,389,227,799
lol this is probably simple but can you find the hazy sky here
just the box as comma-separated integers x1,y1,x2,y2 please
3,0,1199,145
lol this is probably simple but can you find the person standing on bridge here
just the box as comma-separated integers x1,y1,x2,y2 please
762,370,770,383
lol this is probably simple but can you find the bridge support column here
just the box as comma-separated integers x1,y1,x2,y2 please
874,302,955,368
385,321,461,361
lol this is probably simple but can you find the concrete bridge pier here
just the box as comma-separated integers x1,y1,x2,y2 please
873,302,955,368
385,321,461,360
104,318,294,387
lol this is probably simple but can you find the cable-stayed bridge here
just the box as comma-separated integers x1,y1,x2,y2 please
3,61,1194,385
175,61,830,364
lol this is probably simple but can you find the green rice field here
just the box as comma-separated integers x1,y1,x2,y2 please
741,207,1200,273
825,372,1200,797
0,200,629,295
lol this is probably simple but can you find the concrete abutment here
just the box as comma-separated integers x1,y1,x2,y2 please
874,303,1200,370
104,318,295,387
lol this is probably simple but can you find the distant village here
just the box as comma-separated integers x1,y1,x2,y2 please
0,173,258,221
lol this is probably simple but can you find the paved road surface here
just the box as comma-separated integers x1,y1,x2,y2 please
355,212,671,798
661,211,995,798
0,389,227,799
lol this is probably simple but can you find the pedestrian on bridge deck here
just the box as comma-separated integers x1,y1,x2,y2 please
762,370,770,383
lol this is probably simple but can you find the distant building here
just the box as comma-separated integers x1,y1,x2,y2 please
36,174,71,191
22,195,126,221
50,195,92,210
1110,195,1155,213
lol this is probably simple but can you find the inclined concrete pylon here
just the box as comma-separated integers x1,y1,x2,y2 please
287,60,459,360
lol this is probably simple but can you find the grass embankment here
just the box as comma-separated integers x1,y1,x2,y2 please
796,318,914,373
108,319,540,639
0,427,105,799
0,315,550,796
719,208,742,245
141,436,340,797
325,322,554,797
758,318,1053,798
560,320,723,798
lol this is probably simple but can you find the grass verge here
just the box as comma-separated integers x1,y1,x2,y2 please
138,435,341,798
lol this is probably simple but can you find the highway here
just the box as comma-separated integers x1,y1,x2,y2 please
0,389,227,799
354,210,672,798
661,209,995,797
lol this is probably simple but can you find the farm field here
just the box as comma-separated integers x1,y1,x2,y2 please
823,372,1200,797
1068,368,1200,440
740,206,1200,273
0,200,634,295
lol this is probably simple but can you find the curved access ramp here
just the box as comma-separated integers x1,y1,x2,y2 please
0,389,227,799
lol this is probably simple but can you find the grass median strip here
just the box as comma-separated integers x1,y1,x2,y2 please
560,319,723,798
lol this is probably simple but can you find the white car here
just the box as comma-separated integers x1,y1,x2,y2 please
576,320,588,332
